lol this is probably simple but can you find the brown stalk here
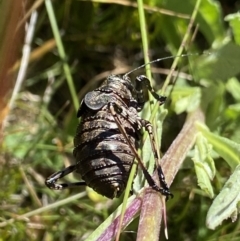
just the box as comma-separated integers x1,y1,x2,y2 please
137,108,205,240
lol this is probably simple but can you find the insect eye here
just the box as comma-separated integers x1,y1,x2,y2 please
121,75,134,91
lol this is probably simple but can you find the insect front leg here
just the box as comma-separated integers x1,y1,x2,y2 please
108,102,172,200
45,165,86,190
135,75,166,111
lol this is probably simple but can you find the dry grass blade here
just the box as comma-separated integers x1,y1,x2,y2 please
80,0,190,19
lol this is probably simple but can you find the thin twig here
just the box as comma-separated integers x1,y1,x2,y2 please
3,11,38,129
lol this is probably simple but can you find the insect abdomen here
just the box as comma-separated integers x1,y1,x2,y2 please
73,109,137,199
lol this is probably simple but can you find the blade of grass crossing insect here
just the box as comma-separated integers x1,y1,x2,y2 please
137,0,151,80
137,0,161,181
138,1,165,241
116,0,154,240
115,161,138,241
137,0,159,186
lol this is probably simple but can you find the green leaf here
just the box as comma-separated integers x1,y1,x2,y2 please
197,123,240,169
206,164,240,230
198,0,225,43
203,83,225,129
226,77,240,101
171,86,201,114
192,133,215,198
225,103,240,120
225,13,240,45
194,42,240,81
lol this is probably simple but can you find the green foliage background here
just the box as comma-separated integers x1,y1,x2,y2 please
1,0,240,240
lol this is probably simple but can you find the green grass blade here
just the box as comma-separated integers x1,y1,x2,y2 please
45,0,79,112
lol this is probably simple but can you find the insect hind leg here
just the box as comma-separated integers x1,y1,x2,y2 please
45,165,86,190
134,75,173,199
109,102,172,200
141,119,173,199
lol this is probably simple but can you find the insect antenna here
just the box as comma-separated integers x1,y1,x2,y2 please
123,53,199,78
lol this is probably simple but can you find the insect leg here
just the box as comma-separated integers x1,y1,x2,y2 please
45,165,86,190
141,119,173,199
108,102,172,199
135,75,166,110
135,75,172,198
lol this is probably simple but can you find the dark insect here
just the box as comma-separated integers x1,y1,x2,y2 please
45,74,173,199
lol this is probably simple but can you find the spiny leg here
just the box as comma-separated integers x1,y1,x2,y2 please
45,164,86,190
141,119,173,199
135,75,172,199
108,102,172,199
